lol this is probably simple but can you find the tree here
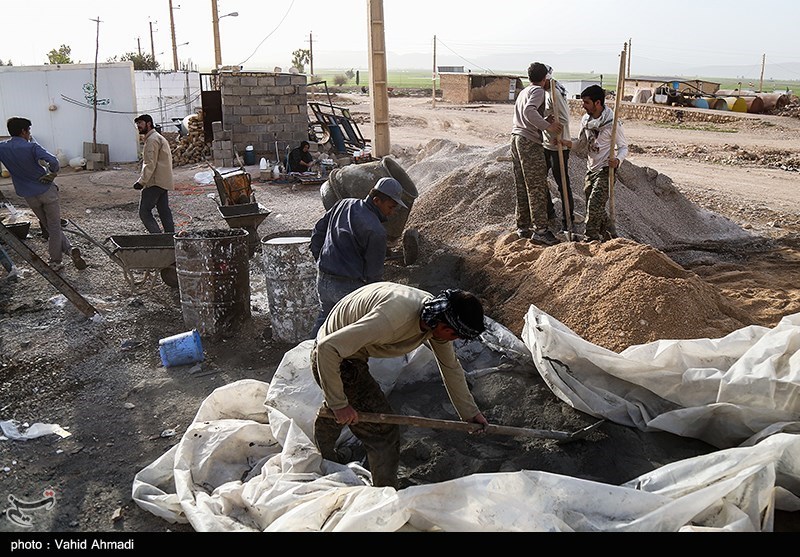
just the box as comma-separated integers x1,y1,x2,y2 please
291,48,310,73
47,44,74,64
345,69,355,80
107,53,160,71
0,59,12,66
333,74,349,86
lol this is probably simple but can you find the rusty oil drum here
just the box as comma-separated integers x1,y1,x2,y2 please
174,228,251,337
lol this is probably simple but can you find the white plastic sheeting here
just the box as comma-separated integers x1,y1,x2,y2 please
522,306,800,449
132,314,800,531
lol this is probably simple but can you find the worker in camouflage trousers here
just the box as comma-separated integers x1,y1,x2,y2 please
311,282,489,489
577,85,629,241
510,62,563,247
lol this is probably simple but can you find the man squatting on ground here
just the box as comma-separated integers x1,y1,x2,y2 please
311,282,490,488
133,114,175,234
288,140,314,173
0,117,86,272
309,177,407,338
577,85,629,242
511,62,563,246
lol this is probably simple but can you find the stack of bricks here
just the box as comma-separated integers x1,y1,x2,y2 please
212,71,309,168
211,121,234,168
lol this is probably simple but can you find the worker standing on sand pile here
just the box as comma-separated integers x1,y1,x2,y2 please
510,62,564,246
542,65,578,236
577,85,628,242
311,282,490,489
308,177,406,338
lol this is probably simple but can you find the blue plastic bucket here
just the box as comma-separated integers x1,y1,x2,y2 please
159,329,204,367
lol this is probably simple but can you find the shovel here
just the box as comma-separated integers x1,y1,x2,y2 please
319,408,604,444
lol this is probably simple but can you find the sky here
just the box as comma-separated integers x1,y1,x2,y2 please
3,1,799,80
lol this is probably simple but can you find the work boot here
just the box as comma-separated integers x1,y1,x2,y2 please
48,260,64,272
70,247,87,270
531,229,560,247
515,228,531,240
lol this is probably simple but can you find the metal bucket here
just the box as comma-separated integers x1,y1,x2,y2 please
260,230,318,344
174,228,251,337
320,156,418,241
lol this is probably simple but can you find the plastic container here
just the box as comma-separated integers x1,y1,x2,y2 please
244,145,256,165
159,329,204,367
259,157,268,171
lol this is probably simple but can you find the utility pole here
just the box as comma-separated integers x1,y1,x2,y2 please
432,35,437,108
90,17,102,151
137,37,142,56
367,0,390,157
627,38,632,78
149,20,157,64
169,0,179,72
309,31,314,77
211,0,222,69
759,53,766,92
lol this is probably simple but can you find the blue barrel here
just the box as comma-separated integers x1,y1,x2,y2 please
328,124,347,153
159,329,204,367
692,98,709,109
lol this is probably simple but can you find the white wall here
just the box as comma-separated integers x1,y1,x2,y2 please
561,80,603,100
0,63,139,163
134,71,202,133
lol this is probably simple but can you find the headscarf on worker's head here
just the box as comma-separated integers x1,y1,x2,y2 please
421,289,486,340
545,64,569,100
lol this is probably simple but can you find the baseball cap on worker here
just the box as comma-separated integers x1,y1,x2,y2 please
374,177,408,209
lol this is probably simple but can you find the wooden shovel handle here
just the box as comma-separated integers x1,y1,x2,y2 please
319,407,574,441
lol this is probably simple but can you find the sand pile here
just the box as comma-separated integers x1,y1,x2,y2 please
462,234,753,351
399,138,759,350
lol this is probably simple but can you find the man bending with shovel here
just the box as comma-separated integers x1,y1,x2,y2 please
311,281,489,489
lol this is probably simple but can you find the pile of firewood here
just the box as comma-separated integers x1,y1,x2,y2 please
170,110,211,166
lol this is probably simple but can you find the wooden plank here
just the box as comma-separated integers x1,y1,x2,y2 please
0,222,99,319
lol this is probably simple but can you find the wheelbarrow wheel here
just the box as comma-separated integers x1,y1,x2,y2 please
160,265,179,288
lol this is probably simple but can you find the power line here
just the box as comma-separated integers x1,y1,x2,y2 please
435,37,494,74
60,91,202,115
237,0,295,66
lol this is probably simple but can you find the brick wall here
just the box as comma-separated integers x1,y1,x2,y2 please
567,99,741,125
211,72,308,167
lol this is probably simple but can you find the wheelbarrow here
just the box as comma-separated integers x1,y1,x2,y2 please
63,219,178,290
217,202,271,257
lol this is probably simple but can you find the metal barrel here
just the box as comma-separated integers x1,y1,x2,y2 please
260,230,318,344
174,228,251,337
319,156,418,241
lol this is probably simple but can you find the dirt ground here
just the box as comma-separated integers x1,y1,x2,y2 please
1,92,800,532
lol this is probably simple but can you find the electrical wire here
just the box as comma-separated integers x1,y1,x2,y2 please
237,0,296,66
435,38,495,75
59,91,202,115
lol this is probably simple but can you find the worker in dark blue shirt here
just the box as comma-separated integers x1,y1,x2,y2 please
0,117,86,272
309,177,407,337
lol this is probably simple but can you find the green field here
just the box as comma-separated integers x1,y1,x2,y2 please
311,68,798,94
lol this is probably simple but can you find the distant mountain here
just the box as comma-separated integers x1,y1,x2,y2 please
316,49,800,82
